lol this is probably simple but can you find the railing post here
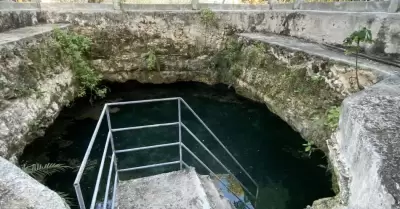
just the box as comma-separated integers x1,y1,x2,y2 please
191,0,199,10
113,0,121,11
178,99,183,170
74,183,86,209
106,106,119,177
293,0,303,10
388,0,400,13
35,0,41,11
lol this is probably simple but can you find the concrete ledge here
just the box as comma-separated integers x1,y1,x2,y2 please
0,23,69,46
0,1,397,12
121,3,192,10
299,1,390,12
198,3,269,10
40,3,115,11
239,33,399,78
271,3,294,10
0,2,38,11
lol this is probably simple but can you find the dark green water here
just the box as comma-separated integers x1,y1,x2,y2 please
20,81,334,209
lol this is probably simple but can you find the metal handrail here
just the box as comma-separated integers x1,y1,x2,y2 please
73,97,259,209
181,122,256,199
180,98,259,189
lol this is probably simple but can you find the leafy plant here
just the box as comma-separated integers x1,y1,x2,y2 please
21,163,71,182
53,28,107,99
200,8,217,28
57,191,76,206
199,8,218,49
325,106,341,130
21,163,73,206
243,42,266,68
211,38,243,82
343,27,373,90
302,141,315,156
141,49,160,71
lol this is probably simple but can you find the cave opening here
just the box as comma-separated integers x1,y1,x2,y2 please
20,81,334,209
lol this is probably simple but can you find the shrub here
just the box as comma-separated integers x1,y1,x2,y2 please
53,29,107,99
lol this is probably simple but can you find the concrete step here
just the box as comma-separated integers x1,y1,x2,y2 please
199,175,235,209
0,23,69,46
117,168,235,209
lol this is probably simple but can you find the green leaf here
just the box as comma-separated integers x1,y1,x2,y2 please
21,163,71,180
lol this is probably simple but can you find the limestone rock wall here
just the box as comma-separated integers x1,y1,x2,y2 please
0,27,75,162
0,10,38,33
46,11,376,152
0,9,399,209
0,156,70,209
328,76,400,209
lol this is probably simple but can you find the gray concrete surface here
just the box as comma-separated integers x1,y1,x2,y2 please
0,23,68,45
299,1,390,12
120,3,192,11
32,10,400,56
117,168,213,209
0,2,38,11
388,0,400,12
198,3,269,10
0,1,397,12
0,10,38,32
40,2,115,11
199,175,234,209
239,33,400,79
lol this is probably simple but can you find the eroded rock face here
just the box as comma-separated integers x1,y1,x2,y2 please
0,156,70,209
53,12,374,153
0,27,75,162
328,75,400,209
0,10,398,209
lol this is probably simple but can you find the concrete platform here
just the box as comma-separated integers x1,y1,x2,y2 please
239,33,400,78
199,175,234,209
117,168,234,209
0,24,69,46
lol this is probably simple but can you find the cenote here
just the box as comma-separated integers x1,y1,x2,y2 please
20,81,334,209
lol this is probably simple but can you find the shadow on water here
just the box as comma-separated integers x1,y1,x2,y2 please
20,81,334,209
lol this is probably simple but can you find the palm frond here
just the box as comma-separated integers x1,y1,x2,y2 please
56,191,76,207
21,163,71,180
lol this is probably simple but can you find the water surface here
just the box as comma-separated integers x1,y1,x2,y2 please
20,82,334,209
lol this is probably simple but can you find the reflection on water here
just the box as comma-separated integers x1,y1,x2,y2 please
20,82,334,209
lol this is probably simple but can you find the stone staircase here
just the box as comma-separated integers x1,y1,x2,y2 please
116,168,234,209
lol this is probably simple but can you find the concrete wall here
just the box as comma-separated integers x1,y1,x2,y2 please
0,1,398,12
298,1,391,13
0,6,399,56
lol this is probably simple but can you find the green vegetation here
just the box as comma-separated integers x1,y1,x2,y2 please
211,38,243,80
2,29,107,101
302,141,316,156
343,27,373,90
21,163,74,206
242,42,266,69
141,48,160,71
200,8,217,28
21,163,71,182
325,106,341,131
53,29,107,99
0,41,58,100
199,8,218,50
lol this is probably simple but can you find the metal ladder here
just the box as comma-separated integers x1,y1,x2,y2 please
73,97,259,209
